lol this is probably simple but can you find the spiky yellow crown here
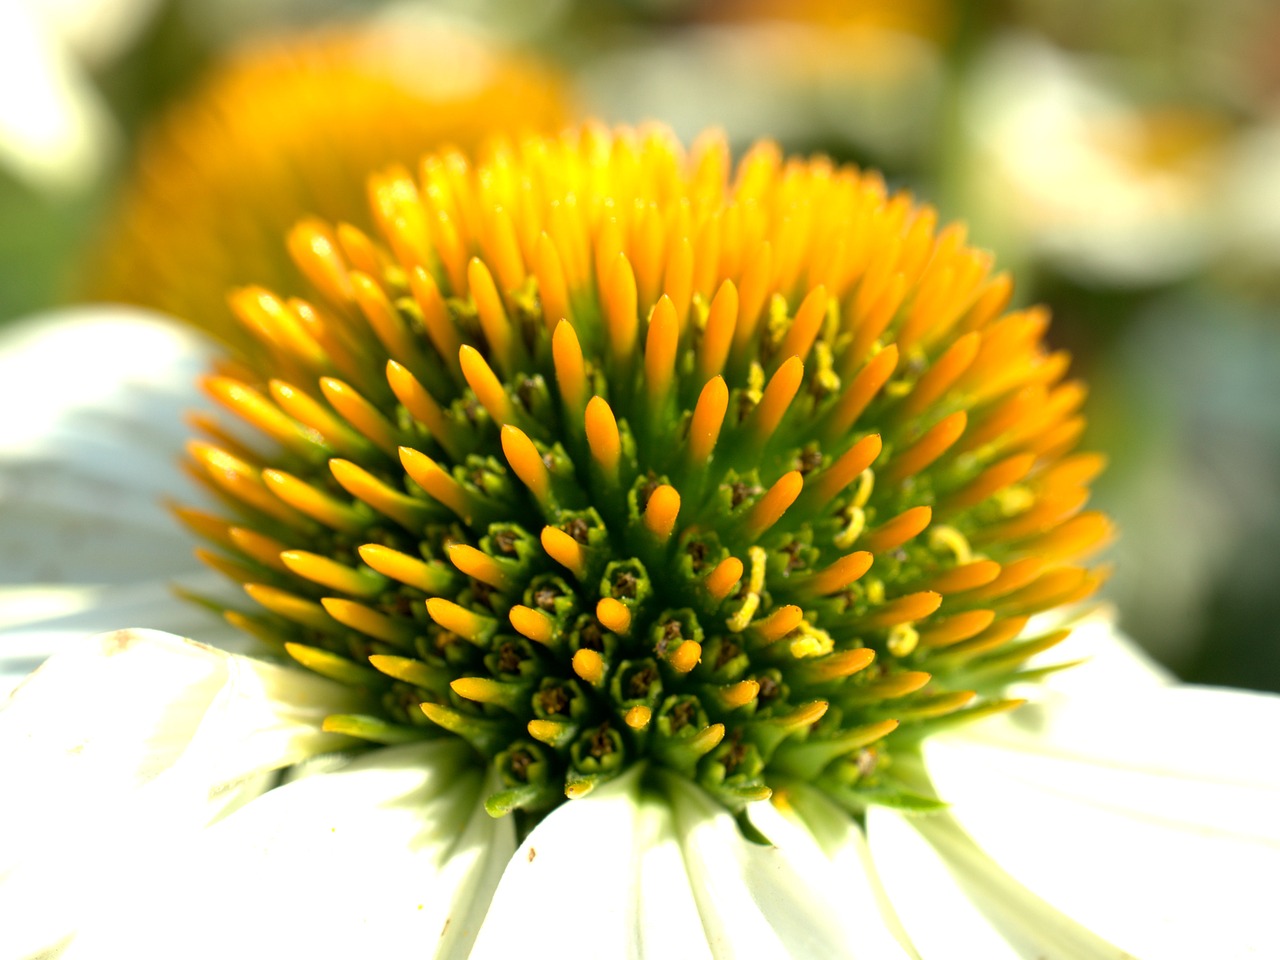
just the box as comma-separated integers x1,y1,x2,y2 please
180,123,1109,823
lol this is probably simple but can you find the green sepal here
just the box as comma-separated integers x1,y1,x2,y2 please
705,468,764,546
816,771,948,815
171,586,237,618
484,781,561,817
734,809,776,846
697,738,770,814
983,659,1087,685
564,767,621,800
420,702,514,756
771,720,899,780
740,700,825,761
952,628,1081,676
624,473,674,545
848,784,948,814
456,677,535,714
672,530,730,615
650,696,720,776
220,610,291,651
891,697,1026,742
367,653,453,697
764,529,818,583
322,714,432,744
284,642,386,687
527,717,579,749
650,608,704,664
568,614,618,669
521,573,579,654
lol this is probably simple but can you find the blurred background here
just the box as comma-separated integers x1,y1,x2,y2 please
3,0,1278,691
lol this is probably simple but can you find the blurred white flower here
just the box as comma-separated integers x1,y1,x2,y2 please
959,36,1230,286
0,0,152,191
578,21,943,162
1,309,1277,958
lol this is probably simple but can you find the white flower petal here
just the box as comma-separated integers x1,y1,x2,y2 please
664,772,865,960
35,0,163,66
0,628,356,956
65,740,515,960
469,768,649,958
0,307,217,585
771,787,918,958
470,768,712,960
962,37,1215,285
472,770,910,959
0,307,209,467
925,686,1280,958
0,573,259,701
866,807,1127,959
0,473,199,584
633,786,718,960
0,1,117,191
434,778,520,960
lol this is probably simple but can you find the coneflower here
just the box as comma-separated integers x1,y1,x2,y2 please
179,122,1109,825
1,124,1270,960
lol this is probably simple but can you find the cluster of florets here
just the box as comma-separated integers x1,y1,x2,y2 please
180,124,1108,822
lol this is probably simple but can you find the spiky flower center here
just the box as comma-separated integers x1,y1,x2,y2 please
182,124,1109,823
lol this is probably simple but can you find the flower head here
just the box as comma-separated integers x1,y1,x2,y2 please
180,122,1110,824
88,23,569,348
2,126,1275,959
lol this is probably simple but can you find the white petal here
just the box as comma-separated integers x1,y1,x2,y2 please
664,772,865,960
0,1,116,191
472,770,906,960
774,787,918,958
0,573,261,701
35,0,163,65
748,796,917,959
925,685,1280,958
0,628,355,956
0,306,208,462
469,768,647,958
0,472,199,584
866,807,1126,959
65,741,515,960
633,785,718,960
0,307,218,585
469,768,712,960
